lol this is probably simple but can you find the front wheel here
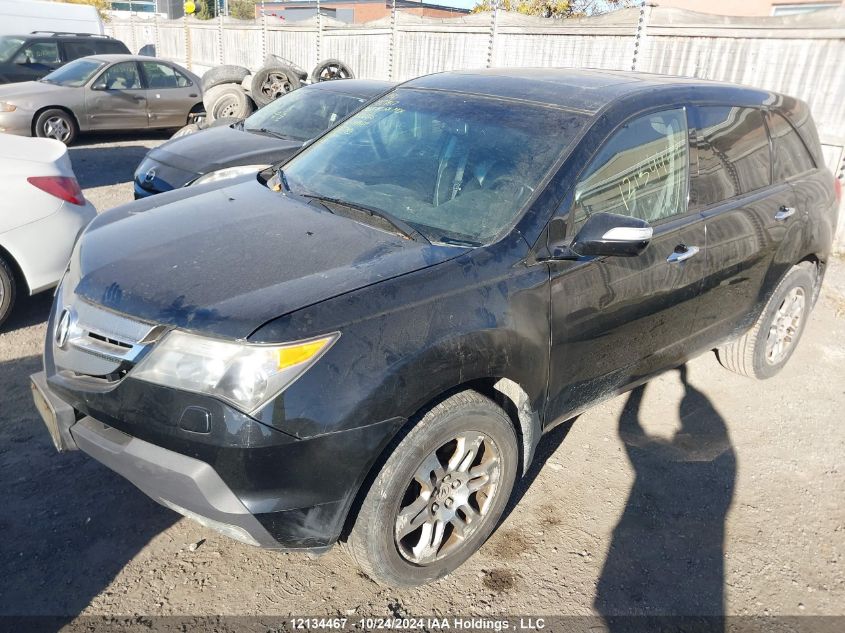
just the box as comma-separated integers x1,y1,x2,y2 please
34,108,78,145
346,390,519,587
717,262,816,379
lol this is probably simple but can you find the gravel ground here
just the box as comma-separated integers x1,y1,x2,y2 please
0,134,843,622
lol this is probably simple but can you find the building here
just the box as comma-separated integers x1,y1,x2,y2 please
655,0,844,17
258,0,470,24
108,0,184,19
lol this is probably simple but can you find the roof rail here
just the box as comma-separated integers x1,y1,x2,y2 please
30,31,113,39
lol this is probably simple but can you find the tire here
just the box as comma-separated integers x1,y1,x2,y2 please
201,65,250,92
310,59,354,82
33,108,78,145
264,54,308,82
203,84,255,122
717,262,816,379
0,256,16,329
250,65,301,107
346,390,519,587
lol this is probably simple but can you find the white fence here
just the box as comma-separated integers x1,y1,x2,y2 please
107,6,845,248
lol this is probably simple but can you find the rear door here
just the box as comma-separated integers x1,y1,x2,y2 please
140,61,199,128
85,61,149,130
690,105,798,342
545,107,709,423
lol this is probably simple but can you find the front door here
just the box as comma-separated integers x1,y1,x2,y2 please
85,61,149,130
140,61,199,128
546,107,708,424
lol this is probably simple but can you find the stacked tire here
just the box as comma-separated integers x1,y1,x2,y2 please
201,65,255,123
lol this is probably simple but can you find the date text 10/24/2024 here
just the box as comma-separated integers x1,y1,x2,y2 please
287,617,547,631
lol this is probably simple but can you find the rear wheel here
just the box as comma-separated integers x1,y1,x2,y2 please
717,263,816,379
34,108,77,145
0,256,16,329
346,390,519,587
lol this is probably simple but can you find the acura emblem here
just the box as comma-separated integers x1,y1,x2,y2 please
55,308,73,349
144,167,156,183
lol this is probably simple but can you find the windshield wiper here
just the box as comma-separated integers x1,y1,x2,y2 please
301,194,427,243
246,127,289,141
435,235,481,247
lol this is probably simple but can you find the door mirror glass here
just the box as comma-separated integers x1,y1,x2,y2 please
570,212,653,258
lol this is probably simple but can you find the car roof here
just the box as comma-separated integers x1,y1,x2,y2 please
80,54,159,63
304,79,395,98
402,67,771,114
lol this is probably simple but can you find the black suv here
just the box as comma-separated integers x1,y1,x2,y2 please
0,32,130,84
31,69,840,587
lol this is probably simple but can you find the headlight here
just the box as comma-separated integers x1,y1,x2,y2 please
0,102,16,112
130,330,339,414
191,164,269,187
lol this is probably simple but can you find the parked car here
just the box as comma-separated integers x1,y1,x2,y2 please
133,79,393,198
0,32,128,85
0,133,96,327
30,69,840,586
0,55,202,145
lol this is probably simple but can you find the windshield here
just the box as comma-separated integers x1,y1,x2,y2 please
281,88,588,244
0,36,24,63
245,87,368,142
41,58,105,87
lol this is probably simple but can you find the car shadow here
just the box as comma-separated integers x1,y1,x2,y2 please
0,354,177,617
0,291,54,334
68,143,157,189
594,365,736,627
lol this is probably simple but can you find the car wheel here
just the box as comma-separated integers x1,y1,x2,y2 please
250,65,301,107
201,65,250,92
203,85,255,122
311,59,355,82
34,109,78,145
346,390,519,587
717,262,816,379
0,256,16,329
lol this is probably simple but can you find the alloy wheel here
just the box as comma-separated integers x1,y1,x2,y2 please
394,431,501,565
43,116,70,143
765,286,805,365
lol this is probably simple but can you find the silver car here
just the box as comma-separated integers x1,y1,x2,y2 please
0,55,203,145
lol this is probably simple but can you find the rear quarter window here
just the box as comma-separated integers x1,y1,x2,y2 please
692,106,771,208
767,111,816,180
93,40,131,55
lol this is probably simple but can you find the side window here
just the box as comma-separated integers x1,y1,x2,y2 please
99,62,142,90
62,41,97,61
767,111,816,181
573,108,689,227
142,62,191,89
13,41,60,64
692,106,771,207
94,40,130,55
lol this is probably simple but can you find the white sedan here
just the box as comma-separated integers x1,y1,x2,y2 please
0,133,96,327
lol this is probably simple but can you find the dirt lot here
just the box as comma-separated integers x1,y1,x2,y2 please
0,133,843,623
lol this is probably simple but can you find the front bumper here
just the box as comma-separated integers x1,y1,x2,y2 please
0,108,34,136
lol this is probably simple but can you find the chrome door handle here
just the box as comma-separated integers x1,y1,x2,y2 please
775,206,796,221
667,245,700,264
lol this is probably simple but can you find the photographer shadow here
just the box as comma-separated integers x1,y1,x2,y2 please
595,365,736,628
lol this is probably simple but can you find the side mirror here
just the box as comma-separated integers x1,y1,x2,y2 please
91,80,107,90
569,212,653,258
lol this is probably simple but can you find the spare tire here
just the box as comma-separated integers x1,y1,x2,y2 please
201,65,250,91
250,65,301,107
311,59,354,82
203,84,255,122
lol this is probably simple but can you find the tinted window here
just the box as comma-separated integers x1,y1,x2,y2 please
142,62,190,88
99,62,141,90
63,41,97,61
245,87,368,142
574,108,689,226
94,40,130,55
767,111,815,180
693,106,771,207
13,41,60,64
282,89,588,244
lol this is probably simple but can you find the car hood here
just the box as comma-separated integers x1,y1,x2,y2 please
149,125,303,174
74,177,466,340
0,80,68,105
